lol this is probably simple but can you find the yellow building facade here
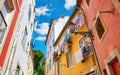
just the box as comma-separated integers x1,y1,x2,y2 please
53,6,101,75
27,48,34,75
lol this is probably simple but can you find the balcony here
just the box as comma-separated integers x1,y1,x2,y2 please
69,11,85,33
62,41,72,54
53,43,64,60
53,36,72,60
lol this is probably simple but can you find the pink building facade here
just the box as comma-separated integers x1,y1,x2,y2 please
80,0,120,75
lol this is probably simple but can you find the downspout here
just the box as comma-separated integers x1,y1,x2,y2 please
77,6,102,75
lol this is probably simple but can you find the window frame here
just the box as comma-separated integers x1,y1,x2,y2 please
0,11,7,27
95,17,105,39
15,65,20,75
57,60,62,75
0,0,15,54
22,28,27,50
0,11,7,53
47,64,49,73
49,60,51,70
83,66,98,75
94,12,107,42
66,51,74,68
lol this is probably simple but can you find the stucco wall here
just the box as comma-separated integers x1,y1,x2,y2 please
81,0,120,71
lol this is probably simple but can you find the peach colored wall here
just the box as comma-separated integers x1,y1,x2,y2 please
82,0,120,70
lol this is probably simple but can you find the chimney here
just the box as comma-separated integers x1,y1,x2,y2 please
60,15,64,18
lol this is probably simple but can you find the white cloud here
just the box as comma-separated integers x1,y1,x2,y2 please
64,0,76,10
34,21,49,35
35,36,46,41
35,5,52,16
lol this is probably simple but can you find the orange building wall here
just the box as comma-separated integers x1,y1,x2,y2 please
55,23,97,75
0,0,23,67
81,0,120,70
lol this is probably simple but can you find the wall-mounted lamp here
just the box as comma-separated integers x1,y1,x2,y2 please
74,30,93,40
69,22,94,40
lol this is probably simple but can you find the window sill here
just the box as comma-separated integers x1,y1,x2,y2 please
67,64,74,70
98,29,108,43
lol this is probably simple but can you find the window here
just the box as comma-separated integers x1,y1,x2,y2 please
28,7,31,21
1,0,14,24
22,28,27,50
5,0,14,12
103,69,107,75
95,17,105,39
86,0,90,6
54,64,56,75
1,2,9,17
15,65,20,75
50,60,51,70
104,49,120,75
0,0,15,45
47,64,49,73
0,12,7,44
72,12,84,31
58,60,62,75
66,51,73,68
118,0,120,2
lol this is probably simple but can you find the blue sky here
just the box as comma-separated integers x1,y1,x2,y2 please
32,0,76,56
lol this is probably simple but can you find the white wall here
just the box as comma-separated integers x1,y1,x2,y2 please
4,0,35,75
54,16,69,43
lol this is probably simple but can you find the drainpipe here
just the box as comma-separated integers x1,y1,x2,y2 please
77,6,102,75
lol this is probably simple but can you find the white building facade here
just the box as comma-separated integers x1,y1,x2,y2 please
0,0,35,75
45,19,58,75
45,16,69,75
